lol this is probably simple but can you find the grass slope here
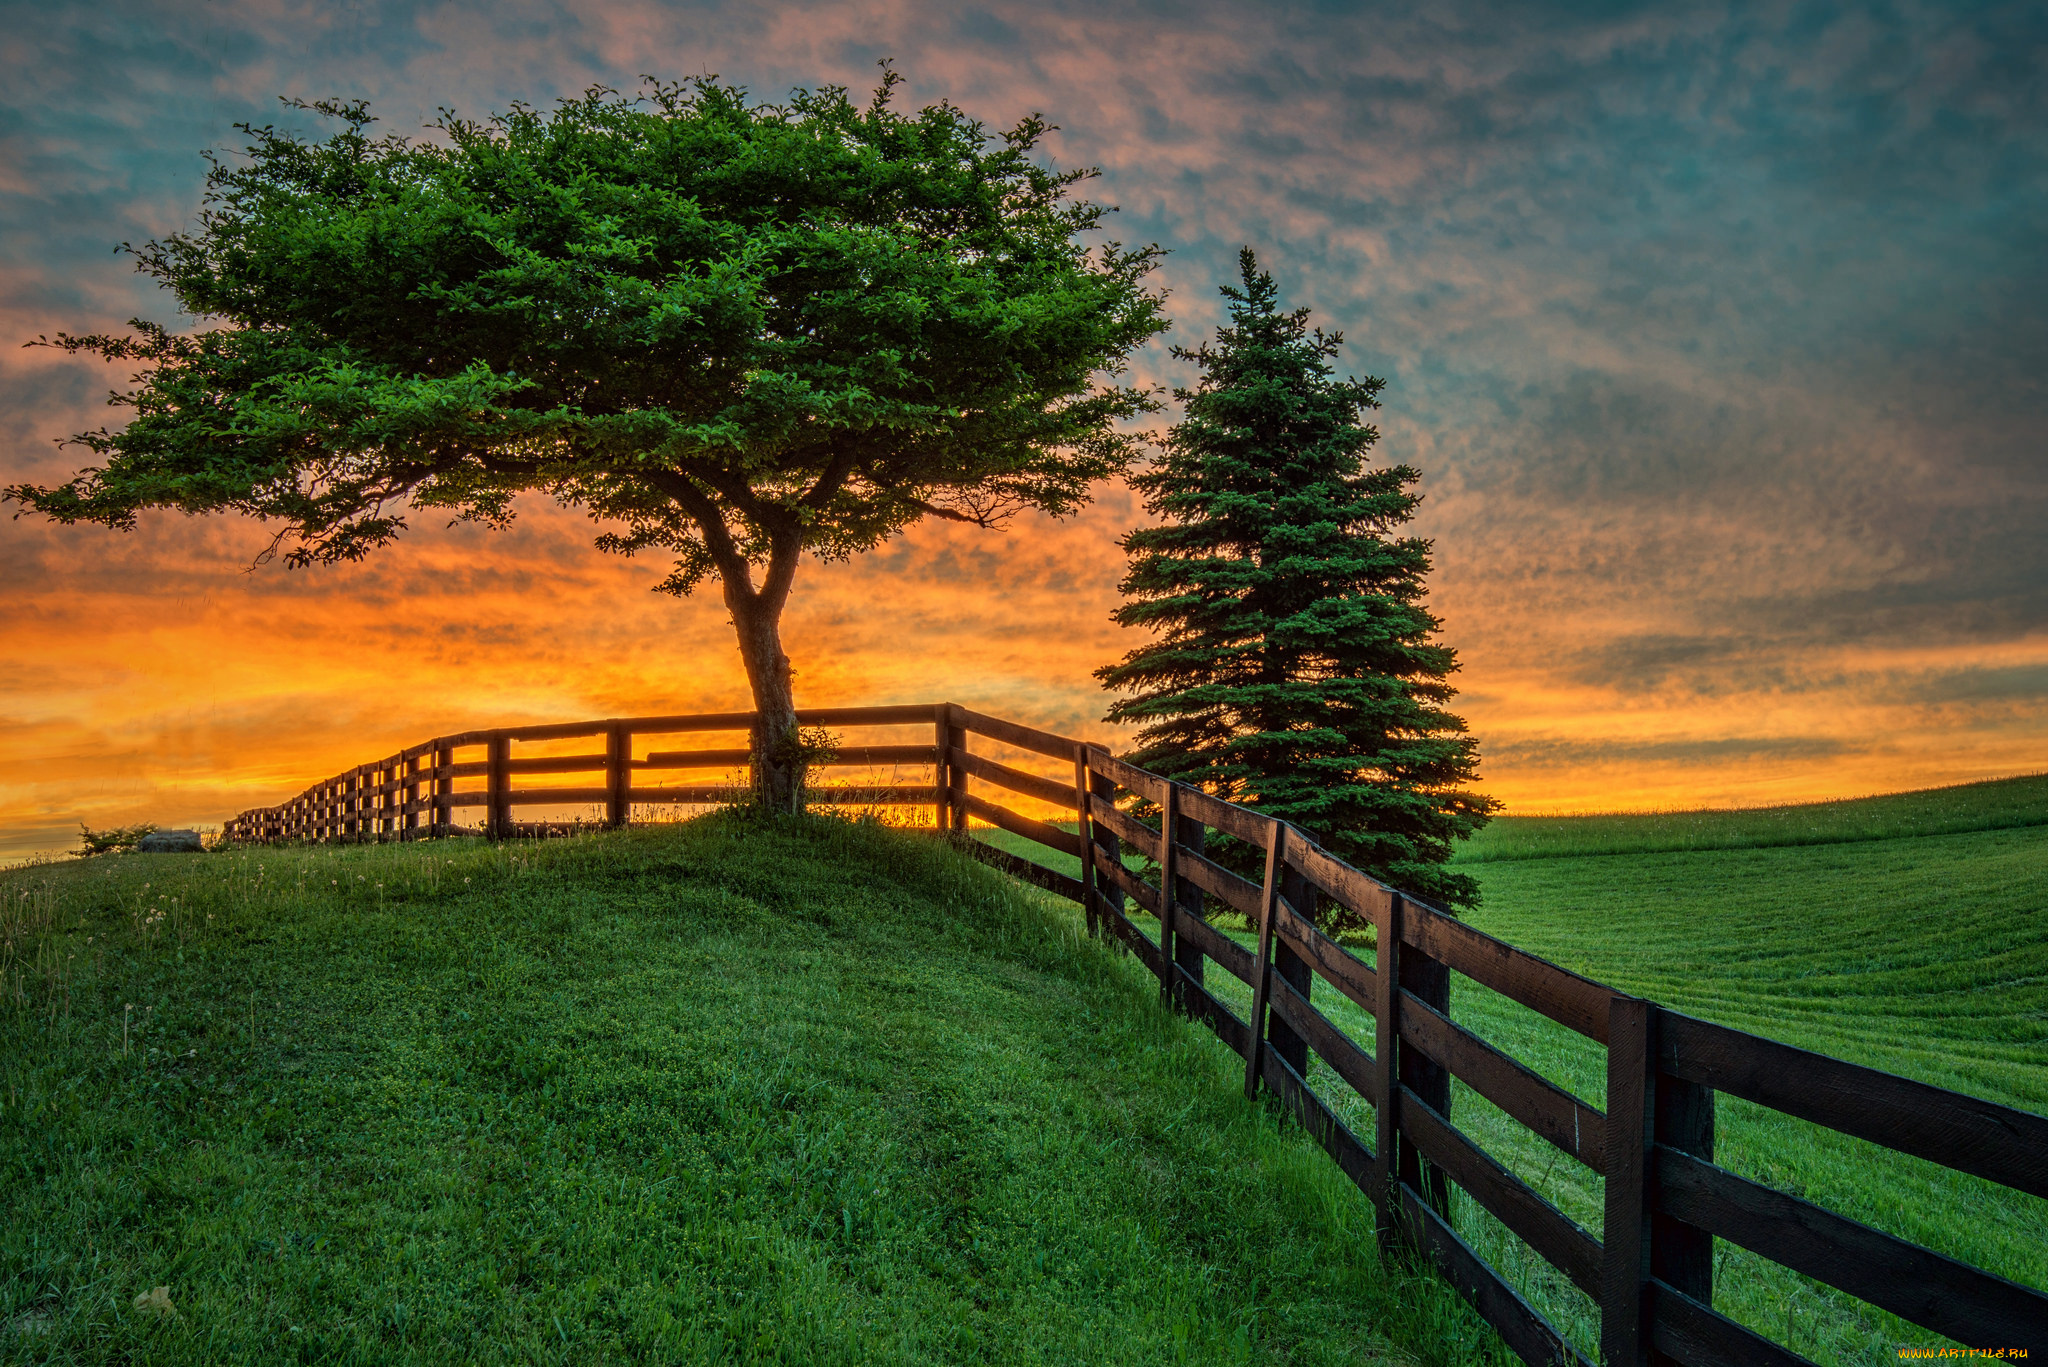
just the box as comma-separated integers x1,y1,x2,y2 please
975,776,2048,1363
0,816,1505,1366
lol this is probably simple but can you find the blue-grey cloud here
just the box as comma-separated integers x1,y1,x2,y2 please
1,0,2044,843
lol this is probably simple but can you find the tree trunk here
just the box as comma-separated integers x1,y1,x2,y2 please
727,578,800,812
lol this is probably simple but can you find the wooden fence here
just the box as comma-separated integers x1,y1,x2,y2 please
227,703,2048,1363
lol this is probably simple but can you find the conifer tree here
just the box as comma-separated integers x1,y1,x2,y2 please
1098,250,1497,915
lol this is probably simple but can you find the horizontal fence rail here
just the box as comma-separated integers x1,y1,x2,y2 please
228,703,2048,1364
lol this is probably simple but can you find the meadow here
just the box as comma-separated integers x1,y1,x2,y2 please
976,779,2048,1365
0,815,1503,1366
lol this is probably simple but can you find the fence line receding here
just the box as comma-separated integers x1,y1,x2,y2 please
226,702,2048,1366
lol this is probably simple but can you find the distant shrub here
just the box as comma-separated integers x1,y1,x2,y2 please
75,823,156,857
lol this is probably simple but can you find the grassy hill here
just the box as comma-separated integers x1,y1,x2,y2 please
0,816,1504,1366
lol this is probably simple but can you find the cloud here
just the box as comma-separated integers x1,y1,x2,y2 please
1,0,2044,855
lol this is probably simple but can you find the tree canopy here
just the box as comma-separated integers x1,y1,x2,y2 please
1098,250,1496,914
8,72,1167,803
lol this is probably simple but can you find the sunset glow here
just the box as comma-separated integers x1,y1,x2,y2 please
5,1,2044,860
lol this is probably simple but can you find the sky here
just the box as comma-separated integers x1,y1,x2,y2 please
2,0,2045,859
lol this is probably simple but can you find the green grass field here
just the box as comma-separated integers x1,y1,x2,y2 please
0,815,1508,1366
975,781,2048,1365
1450,772,2048,862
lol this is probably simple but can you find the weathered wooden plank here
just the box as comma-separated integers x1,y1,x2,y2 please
1169,784,1274,846
1179,965,1252,1059
639,744,939,770
794,704,943,728
1602,996,1653,1367
1080,747,1166,804
1399,989,1606,1174
1156,782,1182,1006
605,710,756,735
619,785,939,805
528,704,939,738
948,705,1082,761
960,838,1087,904
1398,1183,1595,1367
1174,846,1264,919
961,791,1084,859
1656,1145,2048,1346
1652,1014,1718,1322
1257,1039,1377,1192
1090,800,1157,853
1171,908,1256,985
1287,838,1395,924
1266,972,1377,1104
605,721,629,829
947,746,1078,809
1658,1011,2048,1200
637,748,754,769
1372,888,1401,1247
486,734,511,840
1100,899,1164,974
504,719,609,743
1273,901,1377,1018
1405,906,1613,1044
1400,1085,1604,1296
1092,846,1163,917
1244,822,1286,1101
1074,751,1097,936
1647,1279,1816,1367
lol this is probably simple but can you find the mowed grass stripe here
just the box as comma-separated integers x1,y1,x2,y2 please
0,816,1508,1366
1452,772,2048,862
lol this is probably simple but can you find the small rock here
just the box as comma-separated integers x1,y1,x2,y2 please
132,1286,175,1318
138,830,204,853
7,1309,51,1336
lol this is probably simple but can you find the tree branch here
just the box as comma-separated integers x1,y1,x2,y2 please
643,468,757,602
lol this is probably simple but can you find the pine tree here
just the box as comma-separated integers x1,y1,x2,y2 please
1098,249,1498,916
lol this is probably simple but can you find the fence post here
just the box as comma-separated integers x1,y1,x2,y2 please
944,706,968,833
1372,887,1401,1248
431,741,451,835
607,721,630,829
932,704,951,834
1602,995,1654,1366
1655,1022,1716,1340
1088,760,1123,930
1269,861,1315,1081
1398,900,1453,1224
1155,783,1180,1005
487,732,511,840
1595,1000,1716,1362
1073,747,1098,937
1243,819,1286,1100
1171,810,1206,1010
403,754,420,840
